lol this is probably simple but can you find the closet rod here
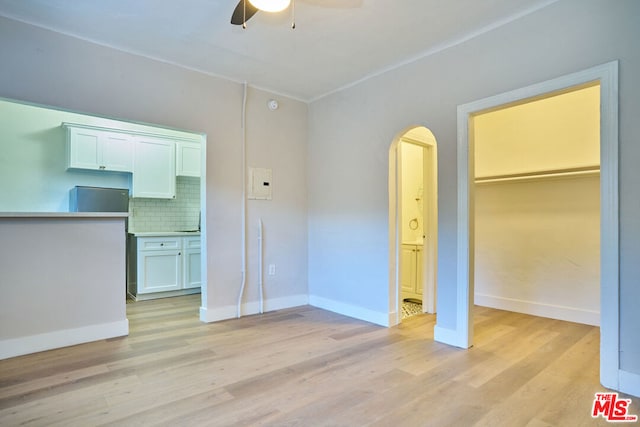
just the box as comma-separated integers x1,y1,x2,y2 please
475,166,600,184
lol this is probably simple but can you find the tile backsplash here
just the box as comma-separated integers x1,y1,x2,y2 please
128,177,200,232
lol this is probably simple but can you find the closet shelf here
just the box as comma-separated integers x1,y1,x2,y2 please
475,166,600,184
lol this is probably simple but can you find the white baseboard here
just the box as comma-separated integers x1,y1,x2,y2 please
619,370,640,398
388,311,400,327
475,293,599,326
129,288,200,301
0,319,129,360
308,295,389,327
200,294,308,323
434,324,470,348
200,304,236,323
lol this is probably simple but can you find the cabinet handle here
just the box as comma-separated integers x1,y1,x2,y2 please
99,165,106,170
178,252,181,256
160,243,164,246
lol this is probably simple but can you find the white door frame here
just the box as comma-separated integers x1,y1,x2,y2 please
198,135,208,320
449,61,619,390
389,128,438,326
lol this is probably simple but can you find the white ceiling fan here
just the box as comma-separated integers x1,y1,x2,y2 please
230,0,362,27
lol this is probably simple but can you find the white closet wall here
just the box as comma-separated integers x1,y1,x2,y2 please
474,85,601,325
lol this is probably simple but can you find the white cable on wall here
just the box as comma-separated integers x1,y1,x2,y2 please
237,82,248,318
258,218,264,314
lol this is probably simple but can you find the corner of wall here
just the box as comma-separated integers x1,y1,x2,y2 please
308,295,390,327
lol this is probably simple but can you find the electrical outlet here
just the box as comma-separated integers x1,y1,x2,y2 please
268,264,276,276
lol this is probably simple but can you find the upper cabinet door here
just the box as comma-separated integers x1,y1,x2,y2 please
67,127,101,170
176,141,201,177
101,132,133,172
132,137,176,199
66,125,133,172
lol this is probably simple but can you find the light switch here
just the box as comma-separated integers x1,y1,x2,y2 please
248,167,272,200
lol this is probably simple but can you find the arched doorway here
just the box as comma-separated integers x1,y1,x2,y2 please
388,126,438,326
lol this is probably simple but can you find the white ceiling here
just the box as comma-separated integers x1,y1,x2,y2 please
0,0,558,101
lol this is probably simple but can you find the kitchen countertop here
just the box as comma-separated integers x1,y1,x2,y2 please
129,231,201,237
0,212,129,218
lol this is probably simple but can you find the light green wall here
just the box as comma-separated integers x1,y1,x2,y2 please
0,99,127,211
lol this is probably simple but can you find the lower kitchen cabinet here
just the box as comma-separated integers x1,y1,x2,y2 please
128,234,201,300
182,236,201,289
138,242,182,293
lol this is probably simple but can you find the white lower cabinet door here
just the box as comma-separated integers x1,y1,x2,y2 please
400,244,423,302
415,247,423,296
138,250,182,293
183,249,201,289
400,245,417,295
182,236,201,289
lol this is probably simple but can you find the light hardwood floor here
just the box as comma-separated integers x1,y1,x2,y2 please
0,295,633,426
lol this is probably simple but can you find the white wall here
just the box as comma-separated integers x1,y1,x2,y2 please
474,85,600,178
307,0,640,376
400,141,423,244
0,16,308,324
0,216,128,359
475,176,600,325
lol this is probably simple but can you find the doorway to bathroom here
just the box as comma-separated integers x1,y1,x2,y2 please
389,126,438,325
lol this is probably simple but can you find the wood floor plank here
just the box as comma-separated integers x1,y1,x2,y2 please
0,295,632,426
452,325,561,388
0,364,110,401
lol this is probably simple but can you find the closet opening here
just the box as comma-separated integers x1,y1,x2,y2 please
473,83,600,326
452,61,619,391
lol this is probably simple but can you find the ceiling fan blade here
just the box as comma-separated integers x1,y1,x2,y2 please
231,0,259,25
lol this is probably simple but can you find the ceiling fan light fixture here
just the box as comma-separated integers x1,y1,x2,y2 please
248,0,291,13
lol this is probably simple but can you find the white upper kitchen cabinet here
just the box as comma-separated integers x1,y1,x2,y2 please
132,136,176,199
101,133,134,171
65,124,133,172
176,141,201,177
